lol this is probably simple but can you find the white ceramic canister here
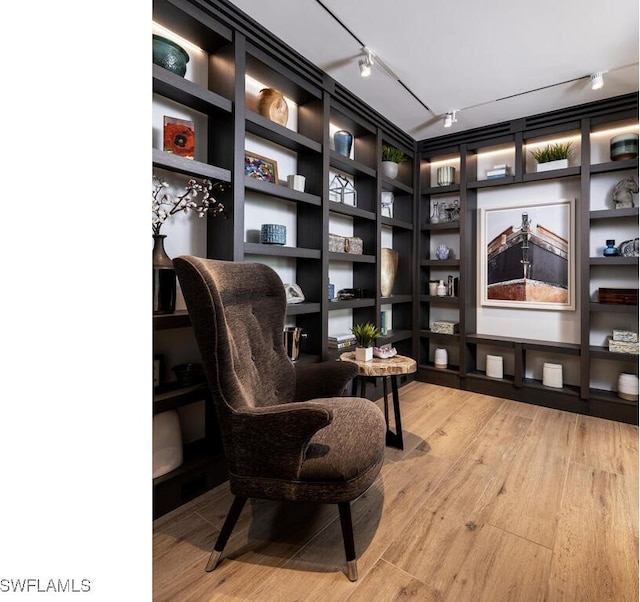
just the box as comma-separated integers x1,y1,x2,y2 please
617,373,639,402
542,363,563,388
434,347,448,369
486,354,504,379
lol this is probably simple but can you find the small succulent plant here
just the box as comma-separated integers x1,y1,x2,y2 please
350,322,382,348
382,145,407,163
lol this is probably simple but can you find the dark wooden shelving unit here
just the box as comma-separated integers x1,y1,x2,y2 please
418,93,638,424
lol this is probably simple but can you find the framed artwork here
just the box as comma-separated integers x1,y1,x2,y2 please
479,199,575,310
163,116,195,159
245,151,279,183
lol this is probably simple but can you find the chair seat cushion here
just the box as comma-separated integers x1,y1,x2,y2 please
228,398,386,504
298,397,386,498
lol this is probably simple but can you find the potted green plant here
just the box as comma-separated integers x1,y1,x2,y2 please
351,322,382,361
530,142,573,172
381,145,407,179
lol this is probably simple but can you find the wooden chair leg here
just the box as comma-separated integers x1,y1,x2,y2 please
206,495,248,572
338,501,358,581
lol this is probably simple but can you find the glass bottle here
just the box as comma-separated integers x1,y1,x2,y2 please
430,201,440,224
603,239,619,256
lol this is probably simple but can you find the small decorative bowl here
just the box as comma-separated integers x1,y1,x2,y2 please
153,35,190,77
261,224,286,245
172,363,204,387
610,133,639,161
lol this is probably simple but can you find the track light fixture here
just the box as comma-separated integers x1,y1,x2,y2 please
590,72,604,90
443,110,458,128
358,49,374,77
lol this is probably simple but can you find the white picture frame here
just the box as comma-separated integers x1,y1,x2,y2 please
479,198,575,310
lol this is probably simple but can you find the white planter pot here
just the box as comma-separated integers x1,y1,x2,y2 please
355,346,373,362
536,159,568,172
617,373,639,401
381,161,399,179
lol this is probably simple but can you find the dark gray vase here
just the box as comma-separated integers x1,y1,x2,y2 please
153,235,176,314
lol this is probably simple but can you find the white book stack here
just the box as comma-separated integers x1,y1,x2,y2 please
486,164,511,179
328,333,356,349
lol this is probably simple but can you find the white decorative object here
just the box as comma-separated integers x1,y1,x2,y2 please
355,346,373,362
284,283,305,304
429,281,438,296
153,411,183,478
617,373,639,402
436,280,447,296
542,363,563,388
381,191,394,217
486,355,504,379
287,174,306,191
434,347,448,369
536,159,568,172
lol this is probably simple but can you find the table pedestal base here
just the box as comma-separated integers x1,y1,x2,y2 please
352,375,404,450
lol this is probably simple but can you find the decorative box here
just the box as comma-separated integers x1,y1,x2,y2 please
613,330,638,343
598,288,639,305
328,233,363,254
261,223,286,245
608,339,639,355
430,320,459,334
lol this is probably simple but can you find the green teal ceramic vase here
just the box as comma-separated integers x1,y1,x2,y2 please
153,35,190,77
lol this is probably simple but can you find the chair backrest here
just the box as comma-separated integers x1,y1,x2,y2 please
173,256,296,417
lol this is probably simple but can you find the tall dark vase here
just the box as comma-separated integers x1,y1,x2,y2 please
153,234,176,314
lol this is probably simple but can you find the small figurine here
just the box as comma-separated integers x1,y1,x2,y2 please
612,176,638,209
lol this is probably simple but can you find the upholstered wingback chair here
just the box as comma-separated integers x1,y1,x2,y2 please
173,256,386,581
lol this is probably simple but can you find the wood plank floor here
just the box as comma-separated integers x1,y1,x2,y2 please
153,382,638,601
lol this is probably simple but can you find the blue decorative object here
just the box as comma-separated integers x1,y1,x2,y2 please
334,130,353,158
435,244,450,260
261,224,286,245
153,35,190,77
603,239,620,257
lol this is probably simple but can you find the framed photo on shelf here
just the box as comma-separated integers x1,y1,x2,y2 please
245,151,279,183
163,116,195,159
479,198,575,310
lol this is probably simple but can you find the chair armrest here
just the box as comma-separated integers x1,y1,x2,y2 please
293,362,359,402
230,402,333,479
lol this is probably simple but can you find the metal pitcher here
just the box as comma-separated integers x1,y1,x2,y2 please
283,327,307,362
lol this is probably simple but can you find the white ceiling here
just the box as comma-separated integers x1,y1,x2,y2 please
227,0,639,141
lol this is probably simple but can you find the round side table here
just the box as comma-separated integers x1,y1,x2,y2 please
340,352,417,450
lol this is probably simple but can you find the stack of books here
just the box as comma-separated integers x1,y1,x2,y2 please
328,333,356,349
380,310,390,336
486,164,511,180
